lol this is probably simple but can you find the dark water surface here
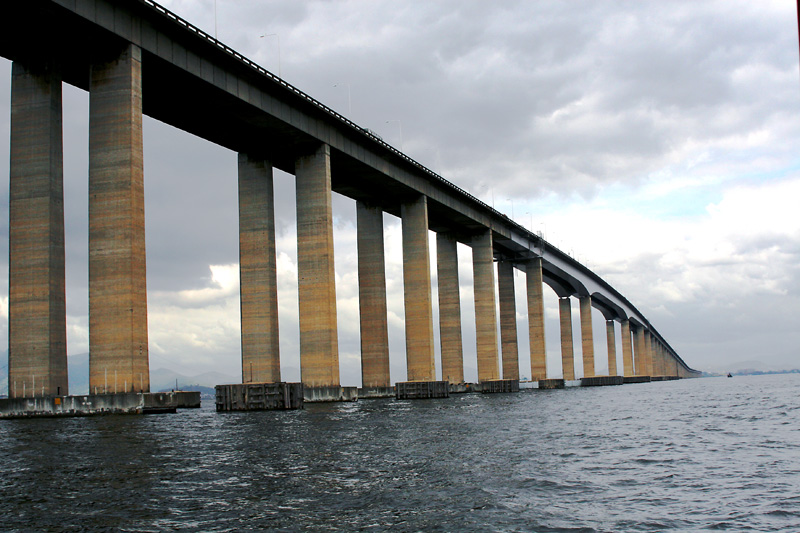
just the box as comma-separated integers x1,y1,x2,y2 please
1,374,799,532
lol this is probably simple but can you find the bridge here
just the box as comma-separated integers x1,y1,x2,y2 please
2,0,701,402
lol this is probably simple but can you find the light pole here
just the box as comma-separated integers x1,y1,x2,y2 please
334,83,352,115
260,33,282,77
385,120,403,151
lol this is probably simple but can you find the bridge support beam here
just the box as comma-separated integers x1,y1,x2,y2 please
238,154,280,383
498,260,519,380
606,320,618,376
526,258,547,380
633,326,645,376
579,295,595,378
357,201,390,388
8,60,68,398
621,319,633,377
472,230,499,381
401,195,435,381
88,43,149,394
436,233,464,384
559,297,575,381
644,330,653,377
296,144,339,388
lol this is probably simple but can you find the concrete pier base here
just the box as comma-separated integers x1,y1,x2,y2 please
448,382,470,394
479,379,520,393
304,386,358,403
0,392,179,419
623,376,651,384
396,381,449,399
215,382,303,411
173,391,201,408
581,376,624,387
358,386,395,399
538,379,565,389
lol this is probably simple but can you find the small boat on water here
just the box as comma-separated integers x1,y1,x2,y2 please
727,372,733,378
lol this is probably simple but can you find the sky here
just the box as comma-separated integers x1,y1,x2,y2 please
1,0,799,388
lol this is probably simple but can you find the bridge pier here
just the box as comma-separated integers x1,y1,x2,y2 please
436,233,464,384
238,154,280,383
606,319,618,376
621,319,633,377
526,258,547,380
472,230,499,382
356,201,390,388
644,330,653,377
401,195,435,381
579,295,595,378
8,60,68,398
295,143,340,389
88,43,149,394
558,297,575,381
498,260,519,380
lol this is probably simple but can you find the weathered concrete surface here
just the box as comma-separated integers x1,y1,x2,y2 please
8,60,68,398
356,201,390,388
538,378,565,390
174,391,201,408
497,261,519,380
304,386,358,403
358,386,395,399
558,297,575,381
479,379,520,393
88,43,149,393
606,319,618,377
401,196,435,381
526,258,547,380
633,326,645,377
296,144,339,388
238,153,280,383
581,376,623,387
396,381,449,399
436,233,464,384
621,319,634,377
644,330,653,378
215,382,302,411
623,376,651,384
579,295,595,378
472,230,499,382
0,392,179,419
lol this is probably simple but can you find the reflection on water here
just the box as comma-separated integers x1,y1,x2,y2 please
1,374,799,531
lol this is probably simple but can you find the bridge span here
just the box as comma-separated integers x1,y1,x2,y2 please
2,0,700,401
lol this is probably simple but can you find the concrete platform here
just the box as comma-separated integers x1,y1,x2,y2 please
538,379,565,389
581,376,624,387
396,381,450,399
215,382,303,411
358,386,395,399
174,391,202,408
304,386,358,403
479,379,520,393
0,392,179,419
623,376,652,384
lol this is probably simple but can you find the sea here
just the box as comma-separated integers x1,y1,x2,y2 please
0,373,798,532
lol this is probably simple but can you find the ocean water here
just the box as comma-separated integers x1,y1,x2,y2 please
0,373,798,532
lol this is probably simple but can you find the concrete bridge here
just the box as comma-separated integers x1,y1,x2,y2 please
1,0,701,401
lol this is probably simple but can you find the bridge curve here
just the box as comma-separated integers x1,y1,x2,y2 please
1,0,701,400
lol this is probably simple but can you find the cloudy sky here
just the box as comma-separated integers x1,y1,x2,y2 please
1,0,799,388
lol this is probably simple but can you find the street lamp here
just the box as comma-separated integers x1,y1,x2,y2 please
334,83,352,115
385,120,403,151
260,33,282,77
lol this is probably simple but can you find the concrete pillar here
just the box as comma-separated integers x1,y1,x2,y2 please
579,295,595,378
526,258,547,380
401,195,435,381
654,341,664,377
497,260,519,380
356,201,390,388
8,61,68,398
621,319,633,377
238,154,280,383
673,353,679,377
633,326,645,376
472,230,499,382
296,144,339,387
89,44,149,393
644,330,653,377
558,297,575,381
606,320,618,376
436,233,464,384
